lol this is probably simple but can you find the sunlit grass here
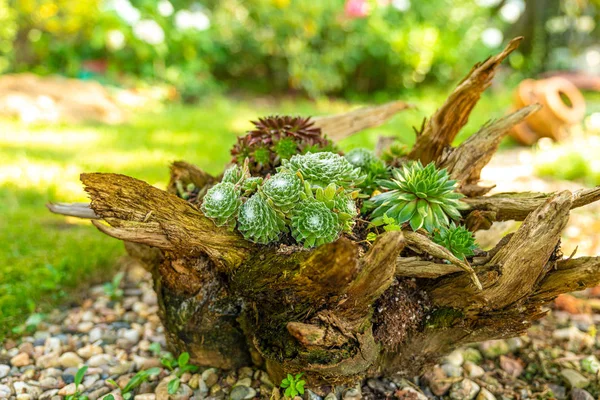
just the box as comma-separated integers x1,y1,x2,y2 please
0,88,512,338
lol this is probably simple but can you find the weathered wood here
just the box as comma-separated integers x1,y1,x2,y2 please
46,202,99,219
313,101,412,141
439,104,541,196
408,37,523,164
533,256,600,302
395,257,462,279
463,186,600,222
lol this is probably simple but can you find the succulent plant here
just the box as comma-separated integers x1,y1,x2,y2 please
333,192,358,232
280,152,363,189
261,172,303,212
432,222,477,260
369,161,464,231
222,165,246,185
241,176,263,196
291,198,340,248
230,116,332,175
237,194,287,244
201,182,242,227
345,148,390,194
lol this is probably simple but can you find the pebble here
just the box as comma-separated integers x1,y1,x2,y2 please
305,390,322,400
464,361,485,378
58,383,78,396
479,340,510,359
10,353,31,367
342,388,361,400
234,377,252,387
229,385,256,400
397,387,426,400
202,368,219,388
88,354,115,367
58,352,83,368
40,389,59,400
443,350,464,366
476,388,496,400
560,369,590,389
499,355,523,378
78,344,103,359
0,365,9,379
135,395,156,400
442,363,463,377
0,384,12,398
570,388,594,400
123,329,141,344
422,366,451,396
449,379,480,400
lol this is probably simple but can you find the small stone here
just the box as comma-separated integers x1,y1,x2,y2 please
135,395,157,400
58,383,78,396
305,390,323,400
39,377,60,389
479,340,510,359
202,368,219,387
44,338,62,355
58,352,83,368
506,337,524,352
570,388,594,400
109,362,133,375
444,350,465,367
0,365,9,379
580,355,600,373
228,385,256,400
13,382,42,398
78,321,95,333
342,388,361,400
89,328,103,343
40,389,59,400
41,368,63,379
188,374,200,390
449,379,480,400
37,353,61,369
234,377,252,387
553,327,594,349
422,366,451,396
88,354,115,367
366,379,392,394
10,353,31,367
442,363,463,378
78,344,103,359
476,388,496,400
16,394,31,400
395,387,426,400
238,367,253,378
123,329,140,344
561,369,590,389
0,384,12,398
462,348,483,364
324,394,337,400
88,387,111,400
464,361,485,379
499,356,523,378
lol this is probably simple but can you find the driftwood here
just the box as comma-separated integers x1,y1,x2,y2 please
48,38,600,390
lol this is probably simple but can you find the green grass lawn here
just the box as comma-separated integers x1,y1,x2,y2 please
0,88,512,339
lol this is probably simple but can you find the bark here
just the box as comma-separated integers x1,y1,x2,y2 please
48,39,600,391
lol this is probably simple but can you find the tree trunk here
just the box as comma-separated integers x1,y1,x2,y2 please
48,38,600,391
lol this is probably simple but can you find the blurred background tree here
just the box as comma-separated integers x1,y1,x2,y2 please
5,0,598,99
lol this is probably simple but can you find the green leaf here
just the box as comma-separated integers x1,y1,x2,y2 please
178,352,190,367
148,342,161,356
366,232,377,242
280,378,290,388
75,365,88,386
296,380,306,394
103,396,115,400
106,379,119,388
168,378,180,395
145,367,162,376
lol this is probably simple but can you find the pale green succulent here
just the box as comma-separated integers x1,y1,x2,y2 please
333,193,358,232
345,147,390,194
369,161,464,231
222,165,245,185
201,182,242,226
261,172,303,211
241,176,263,196
280,152,363,189
291,198,340,248
432,222,477,260
344,148,377,169
237,194,287,244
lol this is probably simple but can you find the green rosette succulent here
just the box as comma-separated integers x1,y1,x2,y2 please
280,152,363,189
222,165,245,185
291,198,340,248
432,222,477,260
237,194,287,244
345,147,389,194
333,193,358,232
201,182,242,226
241,176,263,196
261,172,303,212
369,161,464,231
345,148,377,169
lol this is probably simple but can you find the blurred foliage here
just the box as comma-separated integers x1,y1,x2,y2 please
3,0,509,97
0,0,17,73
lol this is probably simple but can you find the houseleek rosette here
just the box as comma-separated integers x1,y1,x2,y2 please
201,182,242,226
370,161,464,231
432,222,477,260
344,148,377,169
291,198,340,248
222,165,245,185
261,172,303,212
237,194,287,244
280,152,363,189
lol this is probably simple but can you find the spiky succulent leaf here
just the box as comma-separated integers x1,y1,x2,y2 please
241,176,263,196
261,172,303,212
370,161,464,231
291,199,340,248
432,222,477,260
230,115,332,175
280,152,363,189
237,194,286,244
201,182,242,226
333,193,358,232
222,165,245,185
